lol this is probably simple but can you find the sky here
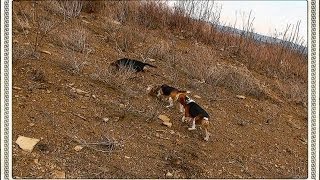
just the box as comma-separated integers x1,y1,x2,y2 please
168,1,308,44
216,1,307,43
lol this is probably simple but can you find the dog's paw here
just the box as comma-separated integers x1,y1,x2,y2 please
188,127,196,131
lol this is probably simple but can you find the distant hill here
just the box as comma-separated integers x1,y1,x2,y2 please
215,24,307,55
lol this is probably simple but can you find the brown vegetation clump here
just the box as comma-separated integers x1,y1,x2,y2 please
206,63,267,98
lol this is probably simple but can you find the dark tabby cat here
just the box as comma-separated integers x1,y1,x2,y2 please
110,58,157,72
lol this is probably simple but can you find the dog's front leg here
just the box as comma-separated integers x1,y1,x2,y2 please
179,103,184,113
188,118,196,130
166,97,174,108
181,115,186,122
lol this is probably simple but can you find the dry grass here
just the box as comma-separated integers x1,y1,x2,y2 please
102,1,307,81
61,28,91,53
90,62,138,96
142,40,171,61
57,1,84,19
205,63,267,98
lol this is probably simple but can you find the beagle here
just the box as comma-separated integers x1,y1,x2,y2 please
156,84,190,111
110,58,157,72
177,93,210,141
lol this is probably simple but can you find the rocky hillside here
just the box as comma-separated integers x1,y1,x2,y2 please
12,1,307,178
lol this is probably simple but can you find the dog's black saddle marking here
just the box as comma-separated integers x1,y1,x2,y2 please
188,102,209,119
161,84,177,96
111,58,157,72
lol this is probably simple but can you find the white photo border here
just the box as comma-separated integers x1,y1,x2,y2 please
1,0,12,179
1,0,319,179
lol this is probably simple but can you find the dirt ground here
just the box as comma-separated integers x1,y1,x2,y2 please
12,1,308,178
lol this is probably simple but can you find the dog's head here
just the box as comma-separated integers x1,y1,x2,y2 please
177,93,187,105
177,93,194,105
147,85,162,97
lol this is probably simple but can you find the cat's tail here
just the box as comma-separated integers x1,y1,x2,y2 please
144,63,157,68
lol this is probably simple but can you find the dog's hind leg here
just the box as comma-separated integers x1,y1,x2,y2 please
166,97,174,108
202,118,210,141
188,118,196,130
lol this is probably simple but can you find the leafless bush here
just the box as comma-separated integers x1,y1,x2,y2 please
143,41,171,61
82,1,105,14
276,80,307,106
57,1,84,19
13,44,34,62
115,26,147,54
62,28,91,53
14,2,58,59
182,47,217,82
206,63,267,98
90,62,137,95
31,69,46,82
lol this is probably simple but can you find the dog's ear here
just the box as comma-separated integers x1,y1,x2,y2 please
177,93,186,104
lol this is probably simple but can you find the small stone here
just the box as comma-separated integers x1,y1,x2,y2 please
286,119,301,130
92,95,97,98
82,19,90,24
236,95,246,99
169,130,175,134
72,88,89,95
103,117,109,123
15,136,40,152
74,145,84,152
13,40,19,43
29,123,35,127
194,95,201,99
158,115,170,122
52,170,65,179
34,158,40,165
155,133,161,137
39,50,52,55
162,121,172,128
124,156,131,159
13,86,22,90
110,20,121,25
46,90,52,94
148,58,156,62
166,172,173,178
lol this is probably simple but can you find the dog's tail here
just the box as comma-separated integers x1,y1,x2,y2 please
178,90,191,94
144,63,157,68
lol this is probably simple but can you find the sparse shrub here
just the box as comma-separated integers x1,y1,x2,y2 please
58,0,84,19
13,1,58,59
143,41,171,61
275,80,307,106
181,47,217,82
31,69,46,82
82,1,105,14
205,63,267,98
13,44,33,63
90,63,138,96
59,52,89,75
113,26,146,53
62,28,91,53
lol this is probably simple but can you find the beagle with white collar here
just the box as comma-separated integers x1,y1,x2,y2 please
177,93,210,141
